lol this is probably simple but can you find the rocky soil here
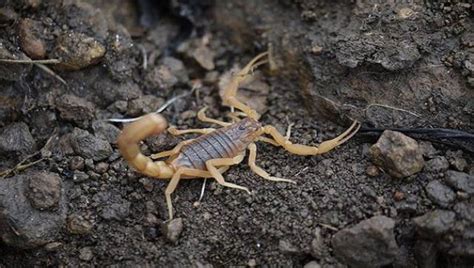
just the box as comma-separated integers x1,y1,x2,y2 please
0,0,473,267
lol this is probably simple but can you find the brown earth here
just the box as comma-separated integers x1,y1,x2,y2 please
0,1,473,267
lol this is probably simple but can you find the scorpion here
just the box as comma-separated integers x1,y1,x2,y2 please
117,52,360,220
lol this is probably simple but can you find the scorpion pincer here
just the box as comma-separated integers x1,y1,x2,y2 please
117,52,361,220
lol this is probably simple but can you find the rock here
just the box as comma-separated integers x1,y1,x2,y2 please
446,150,468,171
92,120,120,144
454,202,474,223
51,32,106,71
303,261,321,268
69,156,85,170
365,165,380,177
425,180,456,207
26,172,62,210
0,42,32,81
67,214,93,235
445,170,474,195
0,171,67,249
44,242,62,252
56,94,95,127
413,210,456,238
0,122,36,156
70,128,113,161
369,130,424,178
95,79,142,105
18,18,46,59
331,216,399,267
161,218,184,243
310,228,324,258
192,45,215,70
72,171,89,183
145,65,179,90
94,162,109,174
419,141,437,159
414,240,438,268
103,25,135,80
162,57,189,83
144,226,159,241
279,239,299,254
101,201,131,221
0,7,18,26
79,247,93,261
424,156,449,173
127,95,165,116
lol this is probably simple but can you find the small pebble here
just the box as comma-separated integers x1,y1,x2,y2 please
79,247,93,261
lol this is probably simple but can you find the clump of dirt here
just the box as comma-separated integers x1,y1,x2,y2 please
0,0,472,267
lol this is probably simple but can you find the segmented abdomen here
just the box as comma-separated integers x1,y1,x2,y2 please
179,128,241,170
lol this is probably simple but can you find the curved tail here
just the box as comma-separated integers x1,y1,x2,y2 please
117,114,174,179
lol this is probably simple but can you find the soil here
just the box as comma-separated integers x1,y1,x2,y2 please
0,1,473,267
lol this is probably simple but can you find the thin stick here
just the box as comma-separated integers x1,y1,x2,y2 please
365,103,420,118
0,59,60,64
0,133,56,178
198,178,207,202
108,84,200,123
35,63,68,86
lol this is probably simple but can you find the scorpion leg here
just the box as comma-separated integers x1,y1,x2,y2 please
222,52,269,120
168,126,215,135
247,143,296,184
262,120,361,155
151,140,194,159
197,107,231,127
205,154,250,194
165,167,213,220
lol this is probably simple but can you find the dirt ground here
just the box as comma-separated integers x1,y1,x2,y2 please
0,1,473,267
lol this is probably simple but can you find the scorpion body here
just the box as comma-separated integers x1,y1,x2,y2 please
172,118,261,170
117,52,360,220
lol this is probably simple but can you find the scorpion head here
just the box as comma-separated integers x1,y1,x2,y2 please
229,117,263,144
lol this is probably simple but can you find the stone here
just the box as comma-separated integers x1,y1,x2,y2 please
413,210,456,238
162,57,189,83
303,261,321,268
310,228,324,258
192,45,215,70
445,170,474,195
70,128,113,161
67,214,93,235
92,120,120,144
69,156,85,170
72,171,89,183
127,95,165,116
52,32,106,71
79,247,93,261
0,171,67,249
145,65,178,90
369,130,424,178
0,122,36,155
56,94,95,127
278,239,299,254
26,171,62,210
424,156,449,173
332,216,399,267
0,7,18,26
94,162,109,174
425,180,456,207
454,202,474,223
101,201,131,221
18,18,46,59
161,218,184,243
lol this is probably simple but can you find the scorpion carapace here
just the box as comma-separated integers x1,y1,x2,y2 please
117,52,361,220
